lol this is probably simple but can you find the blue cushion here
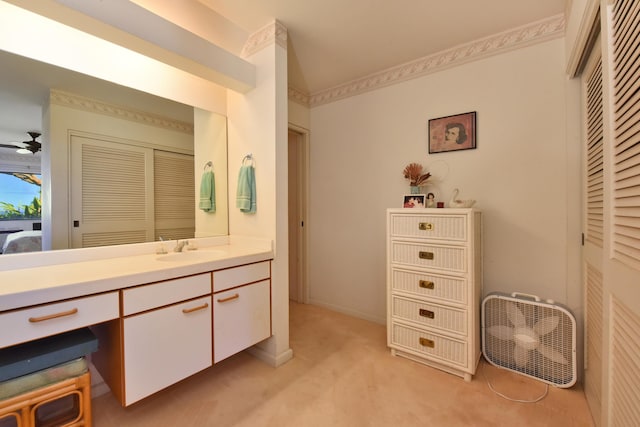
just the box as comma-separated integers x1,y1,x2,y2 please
0,328,98,382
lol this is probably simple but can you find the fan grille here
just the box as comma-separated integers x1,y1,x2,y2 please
482,293,577,388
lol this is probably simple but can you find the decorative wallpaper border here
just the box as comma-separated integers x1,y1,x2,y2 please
291,14,565,107
241,20,288,58
288,86,311,106
49,90,194,134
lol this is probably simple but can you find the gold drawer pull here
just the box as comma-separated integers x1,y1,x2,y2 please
217,293,239,303
419,309,435,319
419,280,434,289
419,337,435,348
419,251,434,260
418,222,433,231
29,308,78,323
182,302,209,314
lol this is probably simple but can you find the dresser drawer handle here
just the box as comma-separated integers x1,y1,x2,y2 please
419,337,435,348
418,222,433,231
217,293,239,303
182,302,209,314
28,308,78,323
419,251,434,260
419,280,434,289
419,309,435,319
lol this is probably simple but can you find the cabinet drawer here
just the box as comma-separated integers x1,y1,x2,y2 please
123,296,212,405
391,296,467,335
390,241,467,273
390,322,467,367
390,268,467,305
214,280,271,363
213,261,270,292
123,273,211,316
390,214,467,241
0,292,119,348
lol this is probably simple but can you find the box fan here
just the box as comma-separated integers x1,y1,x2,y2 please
481,292,577,388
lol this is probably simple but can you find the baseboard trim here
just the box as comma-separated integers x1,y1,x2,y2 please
307,299,386,325
247,345,293,367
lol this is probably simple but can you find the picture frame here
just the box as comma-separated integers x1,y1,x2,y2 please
428,111,476,154
403,194,426,208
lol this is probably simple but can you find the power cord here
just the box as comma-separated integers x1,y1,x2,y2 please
480,357,549,403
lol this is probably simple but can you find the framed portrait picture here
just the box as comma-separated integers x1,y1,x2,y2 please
403,194,426,208
428,111,477,154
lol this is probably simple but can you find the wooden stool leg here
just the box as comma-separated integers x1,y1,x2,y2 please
80,371,92,427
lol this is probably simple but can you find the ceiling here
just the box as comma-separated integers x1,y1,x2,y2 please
0,0,566,154
198,0,567,94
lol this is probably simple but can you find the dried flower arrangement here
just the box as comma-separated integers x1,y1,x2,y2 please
403,163,431,186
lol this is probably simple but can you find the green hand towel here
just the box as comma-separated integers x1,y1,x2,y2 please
236,165,256,213
199,171,215,212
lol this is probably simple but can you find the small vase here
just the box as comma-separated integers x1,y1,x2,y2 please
410,186,420,194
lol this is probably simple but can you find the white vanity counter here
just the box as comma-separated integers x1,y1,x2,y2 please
0,237,273,311
0,236,275,406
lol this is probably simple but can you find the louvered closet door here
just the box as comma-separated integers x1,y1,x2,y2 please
70,135,154,248
581,2,640,425
154,150,195,241
581,37,604,426
604,1,640,425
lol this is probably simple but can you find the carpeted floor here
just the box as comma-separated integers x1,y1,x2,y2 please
92,301,594,426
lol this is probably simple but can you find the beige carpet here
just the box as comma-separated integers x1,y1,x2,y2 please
92,301,594,426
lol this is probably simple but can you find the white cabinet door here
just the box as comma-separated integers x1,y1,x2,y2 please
123,296,212,405
214,280,271,363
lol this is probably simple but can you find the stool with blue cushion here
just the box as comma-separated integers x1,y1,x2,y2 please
0,328,98,427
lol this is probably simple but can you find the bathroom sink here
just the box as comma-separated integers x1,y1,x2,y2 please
155,250,225,262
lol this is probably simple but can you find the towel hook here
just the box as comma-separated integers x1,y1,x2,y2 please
242,153,254,165
203,161,213,170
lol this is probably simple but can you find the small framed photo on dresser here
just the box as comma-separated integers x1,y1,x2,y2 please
403,194,426,208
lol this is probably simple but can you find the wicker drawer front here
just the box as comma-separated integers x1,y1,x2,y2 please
390,241,466,273
390,214,467,241
391,296,467,335
390,268,467,304
391,323,467,367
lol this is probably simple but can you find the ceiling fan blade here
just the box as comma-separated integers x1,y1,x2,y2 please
487,325,514,340
536,343,569,365
506,302,527,328
533,315,559,336
0,143,20,149
513,344,529,367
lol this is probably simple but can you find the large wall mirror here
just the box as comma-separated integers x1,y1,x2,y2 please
0,47,229,256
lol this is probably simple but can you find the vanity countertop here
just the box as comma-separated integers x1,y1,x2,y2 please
0,242,273,312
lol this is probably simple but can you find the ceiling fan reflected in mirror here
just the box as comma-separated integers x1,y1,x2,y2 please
0,132,42,154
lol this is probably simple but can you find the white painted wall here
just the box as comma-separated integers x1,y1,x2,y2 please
307,38,581,324
227,39,292,366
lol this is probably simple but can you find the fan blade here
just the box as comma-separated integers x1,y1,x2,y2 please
487,325,514,340
513,344,529,367
536,343,569,365
533,315,559,336
0,144,19,149
506,302,527,328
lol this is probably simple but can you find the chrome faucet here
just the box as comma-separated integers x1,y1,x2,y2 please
173,240,188,252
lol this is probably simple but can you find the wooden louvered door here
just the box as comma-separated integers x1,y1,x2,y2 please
70,135,155,248
582,39,604,426
603,1,640,425
581,2,640,425
154,150,195,241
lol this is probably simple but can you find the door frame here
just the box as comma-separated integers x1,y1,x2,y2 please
288,123,310,303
